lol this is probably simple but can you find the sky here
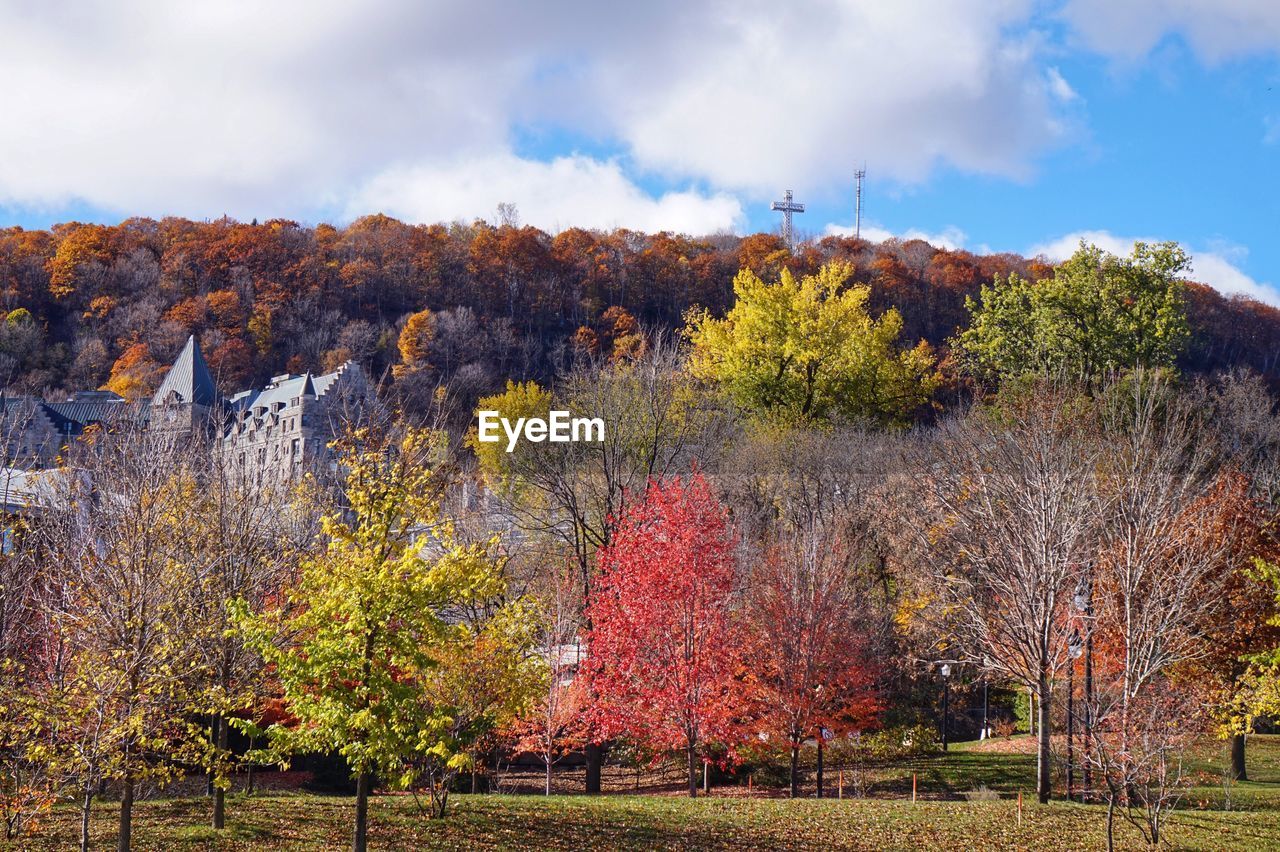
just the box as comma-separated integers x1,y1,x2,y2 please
0,0,1277,301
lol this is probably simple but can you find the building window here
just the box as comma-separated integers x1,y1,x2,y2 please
292,438,301,456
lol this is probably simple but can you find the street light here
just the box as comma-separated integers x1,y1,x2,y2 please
1073,572,1095,801
939,663,952,751
981,655,992,740
1067,629,1083,801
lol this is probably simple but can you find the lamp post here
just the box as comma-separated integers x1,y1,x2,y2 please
981,679,989,740
1067,629,1083,801
1073,575,1094,801
940,663,952,751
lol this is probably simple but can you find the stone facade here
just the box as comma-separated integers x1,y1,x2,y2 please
0,390,140,467
0,335,373,480
222,363,373,485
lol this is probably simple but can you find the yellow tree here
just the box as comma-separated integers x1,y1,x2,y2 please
393,309,435,378
236,426,538,851
37,427,209,852
685,261,938,425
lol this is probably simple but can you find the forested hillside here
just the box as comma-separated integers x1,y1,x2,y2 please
2,216,1277,414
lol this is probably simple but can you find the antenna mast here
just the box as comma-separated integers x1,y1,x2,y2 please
854,167,866,239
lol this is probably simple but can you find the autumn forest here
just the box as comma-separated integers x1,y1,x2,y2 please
4,216,1280,416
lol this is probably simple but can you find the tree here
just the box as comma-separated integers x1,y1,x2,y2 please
102,342,167,400
469,339,720,793
746,519,882,797
235,426,536,850
37,427,209,852
183,453,309,831
393,308,435,378
686,261,938,425
919,381,1103,804
1196,370,1280,779
1085,678,1201,851
955,241,1190,384
507,566,588,795
1084,374,1250,814
585,473,741,797
0,434,57,843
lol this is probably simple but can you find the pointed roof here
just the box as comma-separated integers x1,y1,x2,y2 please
152,335,217,408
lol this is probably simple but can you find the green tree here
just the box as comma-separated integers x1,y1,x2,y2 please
955,241,1190,384
1221,558,1280,754
685,261,938,425
236,427,538,850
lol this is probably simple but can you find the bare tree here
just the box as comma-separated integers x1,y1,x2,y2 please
509,564,585,796
1081,374,1248,843
917,381,1103,804
1086,677,1200,850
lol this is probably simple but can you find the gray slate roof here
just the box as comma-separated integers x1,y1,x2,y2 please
43,399,143,431
152,335,217,408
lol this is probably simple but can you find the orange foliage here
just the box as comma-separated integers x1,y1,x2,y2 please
103,342,166,400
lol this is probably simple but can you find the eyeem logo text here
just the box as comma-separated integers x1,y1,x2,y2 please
476,410,605,452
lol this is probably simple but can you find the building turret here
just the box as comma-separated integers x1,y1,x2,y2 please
151,335,218,434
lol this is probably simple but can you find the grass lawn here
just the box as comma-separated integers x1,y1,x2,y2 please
10,736,1280,850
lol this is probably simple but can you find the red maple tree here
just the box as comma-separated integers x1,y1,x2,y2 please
585,473,742,797
745,524,883,797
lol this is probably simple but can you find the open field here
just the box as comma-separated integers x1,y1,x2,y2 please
11,736,1280,850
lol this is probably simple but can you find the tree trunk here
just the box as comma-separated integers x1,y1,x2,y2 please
584,742,603,794
247,734,256,795
118,774,133,852
1106,797,1116,852
352,771,370,852
686,743,698,798
789,745,800,799
1083,631,1094,801
816,737,824,799
206,715,216,797
1036,675,1052,804
546,759,552,796
1230,733,1248,782
80,788,93,852
213,714,228,829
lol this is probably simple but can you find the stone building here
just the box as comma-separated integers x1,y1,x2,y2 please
0,335,373,480
221,362,372,485
0,389,140,467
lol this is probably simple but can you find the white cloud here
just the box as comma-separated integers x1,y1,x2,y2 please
1059,0,1280,62
1046,67,1080,103
348,152,744,234
824,221,968,251
595,0,1067,194
0,0,1073,224
1028,230,1280,306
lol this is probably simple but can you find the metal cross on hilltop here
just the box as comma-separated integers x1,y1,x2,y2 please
770,189,805,248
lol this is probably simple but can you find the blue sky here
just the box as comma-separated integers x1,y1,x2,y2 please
0,1,1277,301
